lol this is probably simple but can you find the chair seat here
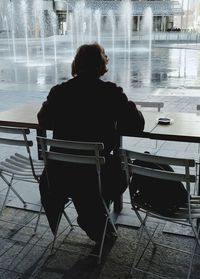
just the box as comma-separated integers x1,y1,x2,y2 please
0,153,44,181
134,196,200,221
0,126,45,236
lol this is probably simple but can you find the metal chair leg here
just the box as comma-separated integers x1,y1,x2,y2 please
97,216,109,264
63,211,73,229
50,212,62,254
0,174,27,210
33,204,43,235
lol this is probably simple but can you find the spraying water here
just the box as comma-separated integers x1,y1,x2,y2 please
21,0,29,65
141,7,153,53
9,1,16,62
34,0,45,63
120,0,132,52
0,0,153,67
141,7,153,84
94,9,101,43
51,11,58,64
108,10,115,52
4,16,11,54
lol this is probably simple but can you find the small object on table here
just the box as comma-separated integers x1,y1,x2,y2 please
157,117,172,125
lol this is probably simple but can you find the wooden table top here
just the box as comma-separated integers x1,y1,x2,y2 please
0,103,200,143
0,103,41,129
150,111,200,143
0,103,160,134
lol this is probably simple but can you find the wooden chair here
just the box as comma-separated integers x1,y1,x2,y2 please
37,136,118,264
0,126,44,233
120,149,200,279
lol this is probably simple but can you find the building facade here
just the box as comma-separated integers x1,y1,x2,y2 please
1,0,184,38
53,0,184,33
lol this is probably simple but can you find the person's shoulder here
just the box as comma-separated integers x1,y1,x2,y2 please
50,78,74,93
60,78,75,88
99,79,123,93
99,79,117,88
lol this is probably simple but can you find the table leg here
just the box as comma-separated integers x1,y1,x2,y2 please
36,128,46,159
114,195,123,213
113,135,123,213
198,163,200,195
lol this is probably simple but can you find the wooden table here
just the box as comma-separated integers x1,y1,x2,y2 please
150,112,200,143
0,103,163,135
0,103,47,158
0,103,41,129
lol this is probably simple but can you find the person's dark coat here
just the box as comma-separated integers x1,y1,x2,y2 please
38,75,145,239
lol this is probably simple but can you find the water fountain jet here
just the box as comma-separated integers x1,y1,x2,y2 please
118,0,132,53
94,9,101,44
141,7,153,53
21,0,29,65
107,10,115,52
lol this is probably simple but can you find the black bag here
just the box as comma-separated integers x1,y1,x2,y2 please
129,156,188,216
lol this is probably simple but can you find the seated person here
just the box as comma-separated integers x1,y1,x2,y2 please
37,43,145,242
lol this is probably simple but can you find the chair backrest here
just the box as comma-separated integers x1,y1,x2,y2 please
37,136,105,193
134,101,164,112
0,126,32,148
120,149,196,213
120,148,195,186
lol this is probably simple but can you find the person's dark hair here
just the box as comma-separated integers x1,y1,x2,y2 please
71,43,108,77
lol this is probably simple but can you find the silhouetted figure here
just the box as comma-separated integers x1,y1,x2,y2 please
37,43,145,241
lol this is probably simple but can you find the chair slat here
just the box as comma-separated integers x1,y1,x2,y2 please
0,164,40,177
121,149,195,167
1,161,26,172
45,151,105,165
0,138,33,147
129,164,196,183
38,136,104,151
1,160,43,174
9,157,43,170
13,153,44,167
6,158,29,168
0,126,30,134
